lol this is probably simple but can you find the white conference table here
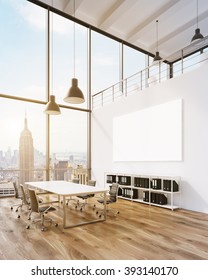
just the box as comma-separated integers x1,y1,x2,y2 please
25,180,107,230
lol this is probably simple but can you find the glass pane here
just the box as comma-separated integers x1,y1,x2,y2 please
173,61,182,77
91,31,120,95
50,108,88,183
0,98,46,185
123,46,146,78
183,51,200,73
0,0,46,100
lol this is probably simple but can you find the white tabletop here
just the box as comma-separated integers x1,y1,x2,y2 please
25,180,106,196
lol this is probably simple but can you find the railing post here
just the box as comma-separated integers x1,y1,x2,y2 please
125,79,127,96
101,91,103,106
181,50,184,74
159,61,161,83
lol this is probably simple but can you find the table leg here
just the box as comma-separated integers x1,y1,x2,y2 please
104,191,107,220
63,195,66,229
62,190,106,229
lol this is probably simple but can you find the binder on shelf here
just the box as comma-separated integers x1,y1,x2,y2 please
122,187,131,198
118,175,131,185
144,178,149,188
122,188,126,197
163,179,171,191
158,194,168,205
134,177,149,188
118,187,122,196
143,191,149,202
151,178,161,189
132,189,138,199
173,180,179,192
151,193,167,205
106,175,116,183
155,193,160,204
134,177,139,187
140,178,144,187
151,192,156,203
163,180,179,192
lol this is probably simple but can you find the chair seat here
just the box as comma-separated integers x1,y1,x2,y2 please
97,198,114,204
77,194,92,199
39,206,56,213
74,180,96,211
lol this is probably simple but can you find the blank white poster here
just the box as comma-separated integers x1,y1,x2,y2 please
113,99,182,161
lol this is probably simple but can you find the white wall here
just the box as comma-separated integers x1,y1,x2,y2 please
91,63,208,213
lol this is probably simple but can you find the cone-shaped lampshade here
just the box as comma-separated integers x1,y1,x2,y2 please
153,51,162,62
191,28,204,42
64,78,85,104
44,95,61,115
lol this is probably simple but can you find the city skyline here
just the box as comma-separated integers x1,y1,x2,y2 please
19,115,34,184
0,115,87,185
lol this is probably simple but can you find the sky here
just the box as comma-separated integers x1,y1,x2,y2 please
0,0,88,154
0,0,145,154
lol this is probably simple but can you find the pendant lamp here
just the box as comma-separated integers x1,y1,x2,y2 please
64,0,85,104
44,2,61,115
191,0,204,42
44,95,61,115
153,20,162,63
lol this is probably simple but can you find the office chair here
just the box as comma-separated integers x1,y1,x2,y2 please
15,184,31,218
26,188,58,231
11,183,31,217
94,182,119,218
65,178,80,206
10,182,22,212
75,180,96,211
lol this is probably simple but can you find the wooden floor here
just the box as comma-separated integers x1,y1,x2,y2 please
0,195,208,260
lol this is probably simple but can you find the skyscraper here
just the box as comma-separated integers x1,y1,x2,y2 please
19,116,34,185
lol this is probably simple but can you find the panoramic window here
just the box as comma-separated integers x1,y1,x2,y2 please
0,0,46,100
0,98,46,184
91,31,120,95
123,45,146,78
49,108,87,183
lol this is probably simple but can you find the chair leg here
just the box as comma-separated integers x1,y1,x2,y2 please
26,212,58,231
75,199,87,211
41,214,46,231
95,204,119,218
75,198,95,211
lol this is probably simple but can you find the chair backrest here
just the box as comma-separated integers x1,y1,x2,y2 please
88,180,96,186
28,189,39,213
88,180,96,197
13,182,20,198
72,178,79,184
20,184,29,205
109,183,118,202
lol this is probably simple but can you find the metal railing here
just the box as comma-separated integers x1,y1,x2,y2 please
92,36,208,110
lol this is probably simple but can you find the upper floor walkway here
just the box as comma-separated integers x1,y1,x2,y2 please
92,36,208,110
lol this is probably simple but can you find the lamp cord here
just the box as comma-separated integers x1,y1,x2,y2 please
73,0,75,78
196,0,199,28
156,19,159,52
51,3,53,95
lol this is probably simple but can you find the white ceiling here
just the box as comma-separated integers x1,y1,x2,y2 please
30,0,208,60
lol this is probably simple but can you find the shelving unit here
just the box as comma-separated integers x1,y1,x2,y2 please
105,173,181,210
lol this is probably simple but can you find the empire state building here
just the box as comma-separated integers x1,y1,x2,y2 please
19,116,34,185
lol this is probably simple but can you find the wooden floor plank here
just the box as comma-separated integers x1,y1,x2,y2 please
1,196,208,260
